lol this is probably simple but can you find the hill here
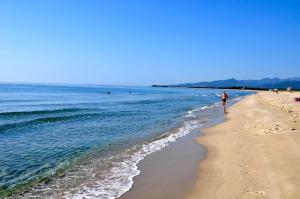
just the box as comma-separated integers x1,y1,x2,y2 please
153,77,300,90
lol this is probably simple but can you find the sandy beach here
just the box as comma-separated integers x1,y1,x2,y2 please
186,91,300,199
121,107,226,199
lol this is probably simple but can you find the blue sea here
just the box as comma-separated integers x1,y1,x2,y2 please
0,84,252,198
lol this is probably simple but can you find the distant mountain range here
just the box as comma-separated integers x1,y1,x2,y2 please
153,77,300,90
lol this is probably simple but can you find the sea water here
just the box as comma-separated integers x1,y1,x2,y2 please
0,84,252,198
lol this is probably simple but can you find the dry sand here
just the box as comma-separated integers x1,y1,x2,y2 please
186,91,300,199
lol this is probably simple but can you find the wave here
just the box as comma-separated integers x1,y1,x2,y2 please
0,99,49,103
0,108,86,117
121,99,165,105
11,118,203,199
185,105,210,118
67,120,201,199
0,109,143,133
0,113,99,132
233,97,243,101
214,102,221,106
200,106,208,110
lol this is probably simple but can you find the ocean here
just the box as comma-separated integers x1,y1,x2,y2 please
0,83,252,198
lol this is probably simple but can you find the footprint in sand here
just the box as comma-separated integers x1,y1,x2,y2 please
246,190,265,196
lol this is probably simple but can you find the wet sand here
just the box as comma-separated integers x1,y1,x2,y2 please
186,91,300,199
120,129,204,199
121,105,225,199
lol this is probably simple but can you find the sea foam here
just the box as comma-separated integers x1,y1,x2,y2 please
68,120,201,199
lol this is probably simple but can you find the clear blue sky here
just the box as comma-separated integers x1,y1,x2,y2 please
0,0,299,85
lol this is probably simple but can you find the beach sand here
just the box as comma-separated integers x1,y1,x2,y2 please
186,91,300,199
121,106,226,199
120,129,206,199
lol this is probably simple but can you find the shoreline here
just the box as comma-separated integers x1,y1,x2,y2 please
120,128,206,199
120,96,243,199
186,91,300,199
2,90,251,199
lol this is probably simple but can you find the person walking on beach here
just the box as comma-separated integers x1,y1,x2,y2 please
221,91,229,113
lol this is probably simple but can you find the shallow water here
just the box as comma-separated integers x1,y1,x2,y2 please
0,83,252,198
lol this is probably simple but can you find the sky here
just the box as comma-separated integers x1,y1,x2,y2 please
0,0,299,85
